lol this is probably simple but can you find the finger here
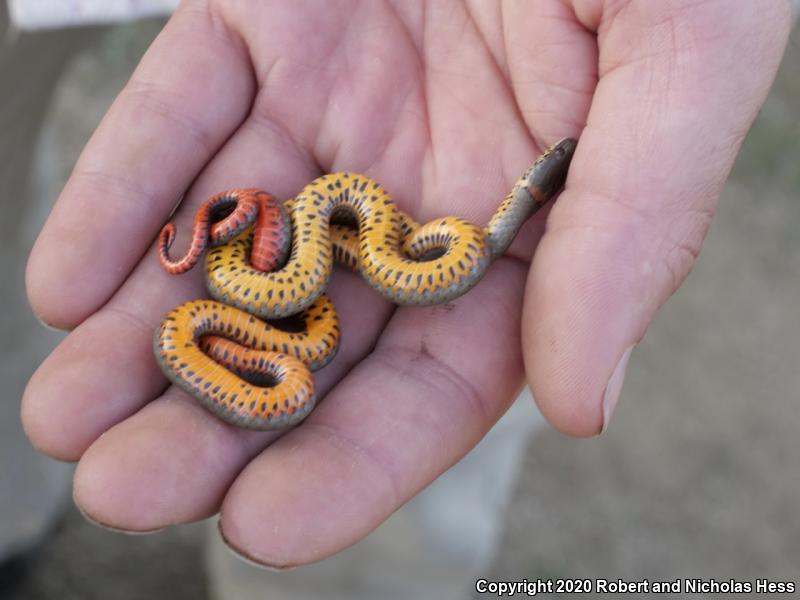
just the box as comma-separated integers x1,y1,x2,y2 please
492,0,597,260
22,104,325,460
503,0,596,141
26,3,254,329
524,0,792,436
70,270,392,531
360,0,595,262
217,261,527,567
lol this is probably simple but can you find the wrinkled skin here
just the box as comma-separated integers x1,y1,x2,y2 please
23,0,791,567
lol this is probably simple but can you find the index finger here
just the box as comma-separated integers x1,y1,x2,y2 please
26,3,255,329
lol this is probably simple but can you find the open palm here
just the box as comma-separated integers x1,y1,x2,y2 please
24,0,789,567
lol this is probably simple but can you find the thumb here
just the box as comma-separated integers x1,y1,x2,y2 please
523,0,792,436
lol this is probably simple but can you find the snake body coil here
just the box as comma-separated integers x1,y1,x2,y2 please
155,296,338,428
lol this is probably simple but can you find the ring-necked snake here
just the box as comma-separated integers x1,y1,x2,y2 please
154,137,576,429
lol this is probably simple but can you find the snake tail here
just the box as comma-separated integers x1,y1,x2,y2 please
158,189,290,274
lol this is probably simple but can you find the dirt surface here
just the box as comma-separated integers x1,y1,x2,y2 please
0,19,208,600
2,510,207,600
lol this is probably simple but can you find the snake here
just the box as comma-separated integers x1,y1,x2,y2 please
154,137,576,429
205,137,577,318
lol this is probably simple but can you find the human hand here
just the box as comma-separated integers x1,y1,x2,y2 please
23,0,791,567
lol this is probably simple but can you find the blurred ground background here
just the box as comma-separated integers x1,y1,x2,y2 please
492,29,800,585
1,14,798,600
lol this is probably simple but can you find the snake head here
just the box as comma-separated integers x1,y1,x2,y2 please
525,137,577,204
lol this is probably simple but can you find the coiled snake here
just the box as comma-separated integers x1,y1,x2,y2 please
154,138,576,429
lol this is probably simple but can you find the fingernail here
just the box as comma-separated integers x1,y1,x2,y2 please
217,518,295,571
601,345,634,434
32,310,67,332
74,493,165,534
76,502,165,535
